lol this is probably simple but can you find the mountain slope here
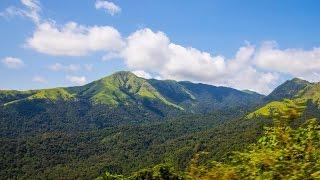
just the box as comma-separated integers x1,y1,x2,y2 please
71,71,182,111
1,71,264,114
247,79,320,119
0,71,265,138
264,78,311,102
2,74,320,179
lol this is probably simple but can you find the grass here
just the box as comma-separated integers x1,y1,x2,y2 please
247,98,307,119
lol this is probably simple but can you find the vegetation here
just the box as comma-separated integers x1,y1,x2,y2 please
0,71,264,114
1,73,320,179
189,119,320,180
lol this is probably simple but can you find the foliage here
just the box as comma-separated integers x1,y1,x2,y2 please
189,119,320,180
2,73,320,179
265,77,311,102
96,164,185,180
247,99,306,119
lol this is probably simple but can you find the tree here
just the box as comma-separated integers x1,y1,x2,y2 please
189,119,320,180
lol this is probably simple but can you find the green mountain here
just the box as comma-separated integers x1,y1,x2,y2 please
0,71,264,117
248,78,320,119
5,72,320,179
264,78,311,102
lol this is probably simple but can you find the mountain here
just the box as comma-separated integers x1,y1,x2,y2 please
264,78,311,102
2,73,320,179
247,78,320,120
0,71,266,138
0,71,264,118
0,71,267,179
1,71,264,111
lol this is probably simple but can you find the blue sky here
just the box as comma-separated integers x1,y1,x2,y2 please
1,0,320,94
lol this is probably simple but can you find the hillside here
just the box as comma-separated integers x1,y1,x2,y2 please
2,73,320,179
0,71,265,138
1,71,264,113
264,78,311,102
248,78,320,120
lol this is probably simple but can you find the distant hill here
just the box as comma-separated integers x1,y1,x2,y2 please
247,78,320,119
264,78,311,102
1,71,264,111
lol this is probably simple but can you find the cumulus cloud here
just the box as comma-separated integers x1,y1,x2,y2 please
2,1,124,57
26,21,125,56
32,75,47,83
66,75,87,85
120,28,279,94
3,1,320,94
254,41,320,82
122,29,171,71
95,0,121,16
2,57,24,69
132,70,152,79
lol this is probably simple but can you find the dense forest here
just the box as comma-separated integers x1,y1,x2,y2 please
1,72,320,179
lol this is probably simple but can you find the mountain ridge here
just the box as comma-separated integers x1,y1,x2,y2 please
247,78,320,119
0,71,265,113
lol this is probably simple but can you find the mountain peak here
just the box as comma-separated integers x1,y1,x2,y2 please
265,77,311,102
104,71,137,80
290,77,310,84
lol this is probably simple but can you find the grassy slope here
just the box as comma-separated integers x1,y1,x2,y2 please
1,71,264,112
247,80,320,120
0,72,182,109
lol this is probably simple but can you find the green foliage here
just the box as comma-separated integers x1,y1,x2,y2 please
79,71,180,108
247,99,306,119
3,73,320,179
189,119,320,180
0,71,265,114
0,108,253,179
265,77,311,102
97,164,185,180
27,88,75,101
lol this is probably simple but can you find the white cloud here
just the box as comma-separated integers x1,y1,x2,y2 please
2,57,24,69
3,0,320,94
21,0,41,23
132,70,152,79
254,41,320,82
120,28,279,94
49,63,81,72
26,21,125,56
122,29,171,71
0,0,41,23
66,75,87,85
32,75,47,83
95,0,121,16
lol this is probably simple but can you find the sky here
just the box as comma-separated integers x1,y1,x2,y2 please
0,0,320,94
